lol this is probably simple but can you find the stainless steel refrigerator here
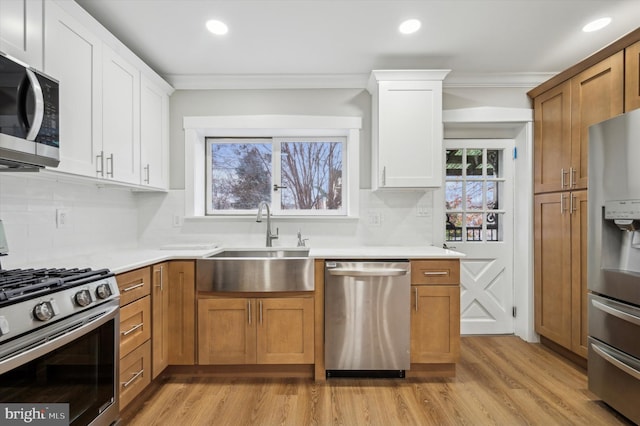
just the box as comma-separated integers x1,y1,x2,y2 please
588,108,640,424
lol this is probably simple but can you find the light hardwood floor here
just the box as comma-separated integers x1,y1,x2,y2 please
121,336,633,425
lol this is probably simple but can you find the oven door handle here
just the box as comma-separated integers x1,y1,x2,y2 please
591,298,640,327
0,303,119,375
591,342,640,381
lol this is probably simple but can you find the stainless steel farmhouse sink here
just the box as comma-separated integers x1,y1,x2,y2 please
208,249,309,258
196,248,314,292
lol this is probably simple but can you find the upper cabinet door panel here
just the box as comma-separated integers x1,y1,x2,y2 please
378,80,442,188
0,0,43,69
102,46,140,184
368,70,448,190
626,40,640,112
570,51,624,190
534,81,572,194
44,1,102,177
140,75,169,189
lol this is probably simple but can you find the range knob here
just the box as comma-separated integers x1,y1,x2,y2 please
75,289,93,307
95,284,112,300
33,302,54,321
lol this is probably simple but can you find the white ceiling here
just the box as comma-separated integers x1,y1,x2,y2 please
73,0,640,89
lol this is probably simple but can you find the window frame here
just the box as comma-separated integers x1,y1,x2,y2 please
183,115,362,220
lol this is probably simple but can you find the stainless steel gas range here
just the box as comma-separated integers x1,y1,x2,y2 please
0,266,120,426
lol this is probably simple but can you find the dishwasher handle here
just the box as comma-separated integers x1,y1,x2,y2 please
327,268,408,277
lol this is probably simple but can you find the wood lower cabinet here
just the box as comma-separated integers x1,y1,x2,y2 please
167,261,196,365
198,296,314,365
626,40,640,112
151,262,169,378
410,285,460,364
409,259,460,375
534,191,588,358
119,340,151,410
116,267,152,410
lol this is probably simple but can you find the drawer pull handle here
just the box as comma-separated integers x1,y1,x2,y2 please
122,323,143,336
122,282,145,292
423,271,448,276
122,369,144,388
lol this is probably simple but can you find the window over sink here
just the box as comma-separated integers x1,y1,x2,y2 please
205,137,346,215
183,115,361,219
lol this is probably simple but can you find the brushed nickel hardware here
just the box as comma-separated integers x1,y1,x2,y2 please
122,369,144,388
248,299,251,325
122,323,143,336
423,271,448,276
96,151,104,177
122,282,144,292
414,287,418,312
561,168,567,189
106,153,114,178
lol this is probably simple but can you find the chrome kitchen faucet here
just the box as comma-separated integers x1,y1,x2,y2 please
256,201,278,247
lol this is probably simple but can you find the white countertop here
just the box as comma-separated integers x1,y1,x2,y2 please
2,245,463,275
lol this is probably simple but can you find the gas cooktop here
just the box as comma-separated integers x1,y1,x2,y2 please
0,267,119,344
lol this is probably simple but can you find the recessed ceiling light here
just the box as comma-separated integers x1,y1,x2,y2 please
206,19,228,35
399,19,421,35
582,17,611,33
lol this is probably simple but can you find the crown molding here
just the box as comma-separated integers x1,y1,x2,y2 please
166,72,557,90
166,73,369,90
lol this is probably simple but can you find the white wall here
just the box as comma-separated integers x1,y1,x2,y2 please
137,85,535,249
0,173,139,267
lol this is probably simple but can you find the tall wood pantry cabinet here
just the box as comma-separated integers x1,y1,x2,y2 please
531,28,640,361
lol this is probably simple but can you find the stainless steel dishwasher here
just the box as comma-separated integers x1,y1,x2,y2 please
325,260,411,377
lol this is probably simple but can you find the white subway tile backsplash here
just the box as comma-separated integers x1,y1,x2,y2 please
0,174,139,267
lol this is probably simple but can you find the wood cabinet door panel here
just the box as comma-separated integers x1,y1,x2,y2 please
257,297,314,364
119,296,151,358
626,40,640,112
167,261,195,365
119,340,151,409
570,51,624,190
534,193,572,349
534,81,571,194
410,285,460,363
411,260,460,285
117,267,151,307
197,298,256,365
151,262,169,378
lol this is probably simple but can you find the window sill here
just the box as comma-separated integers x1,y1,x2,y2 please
184,215,360,222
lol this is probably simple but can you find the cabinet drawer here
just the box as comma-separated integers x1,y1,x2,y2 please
120,296,151,357
119,340,151,409
411,260,460,285
117,267,151,306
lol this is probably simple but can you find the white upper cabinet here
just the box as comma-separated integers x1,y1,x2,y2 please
44,0,103,177
42,0,172,189
102,45,140,185
140,75,169,189
368,70,450,189
0,0,43,69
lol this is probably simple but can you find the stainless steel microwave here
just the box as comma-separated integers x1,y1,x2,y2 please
0,52,59,169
